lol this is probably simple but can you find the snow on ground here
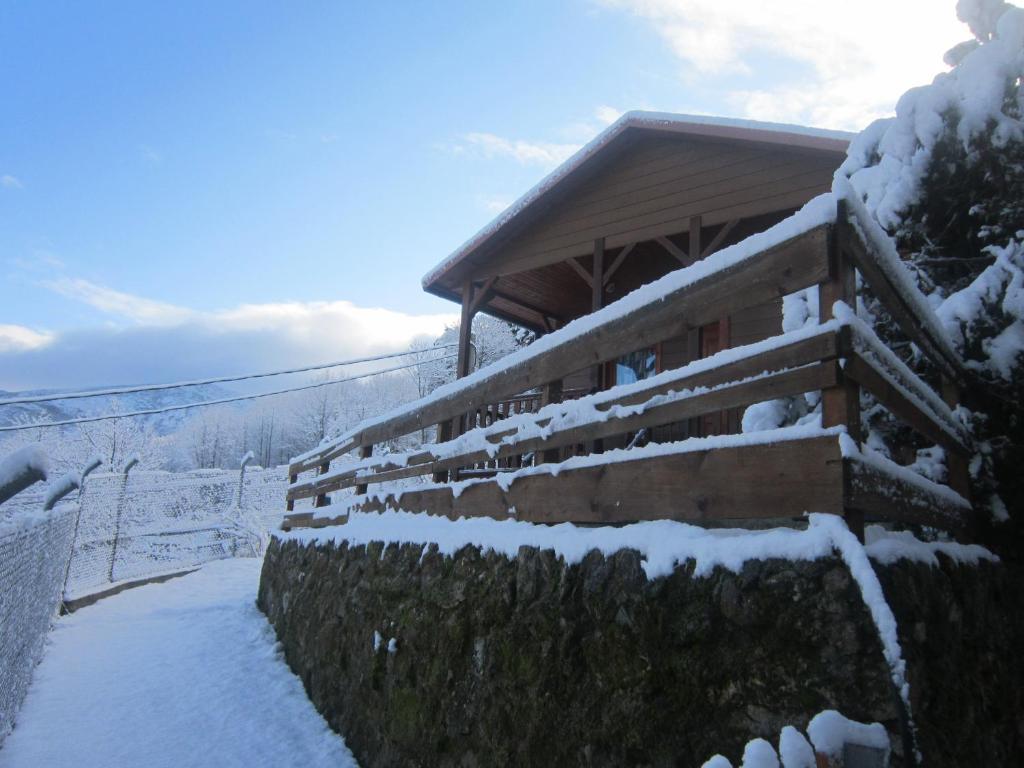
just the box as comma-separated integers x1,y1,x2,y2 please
0,559,356,768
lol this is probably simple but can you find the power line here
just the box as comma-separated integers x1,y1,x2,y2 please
0,344,457,407
0,352,458,433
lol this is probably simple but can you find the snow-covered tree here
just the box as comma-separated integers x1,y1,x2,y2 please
837,0,1024,546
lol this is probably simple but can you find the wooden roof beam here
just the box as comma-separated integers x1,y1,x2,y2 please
468,276,499,315
489,288,566,327
603,242,636,286
566,257,593,287
656,235,692,266
701,218,741,259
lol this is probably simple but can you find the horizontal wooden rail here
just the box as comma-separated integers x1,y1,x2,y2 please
844,352,969,457
289,361,839,501
290,223,831,474
837,200,967,384
288,327,843,501
293,434,966,534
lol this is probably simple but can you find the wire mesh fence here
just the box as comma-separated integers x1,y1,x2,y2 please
1,466,288,596
0,502,78,742
0,461,289,744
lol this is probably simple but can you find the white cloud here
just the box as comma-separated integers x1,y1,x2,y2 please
594,105,625,125
45,278,196,325
0,279,459,390
0,324,54,353
460,132,581,168
599,0,969,130
1,174,23,189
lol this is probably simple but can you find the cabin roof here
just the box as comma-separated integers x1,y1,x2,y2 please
422,111,854,295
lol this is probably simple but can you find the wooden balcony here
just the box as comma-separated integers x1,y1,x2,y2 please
284,194,974,541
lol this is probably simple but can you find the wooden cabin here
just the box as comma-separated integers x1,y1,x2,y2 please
423,113,851,436
285,113,975,542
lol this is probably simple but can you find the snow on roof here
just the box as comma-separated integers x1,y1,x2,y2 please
422,110,855,289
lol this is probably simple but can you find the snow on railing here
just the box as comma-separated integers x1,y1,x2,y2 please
291,193,840,473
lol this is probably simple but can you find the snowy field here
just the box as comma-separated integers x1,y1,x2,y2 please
0,559,356,768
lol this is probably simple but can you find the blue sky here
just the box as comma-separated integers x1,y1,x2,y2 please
0,0,968,390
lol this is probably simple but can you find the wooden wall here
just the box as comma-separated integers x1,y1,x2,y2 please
473,134,839,280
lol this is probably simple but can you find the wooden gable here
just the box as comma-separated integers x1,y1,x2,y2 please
425,126,845,332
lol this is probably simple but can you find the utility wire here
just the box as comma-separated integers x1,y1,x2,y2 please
0,344,458,407
0,352,458,433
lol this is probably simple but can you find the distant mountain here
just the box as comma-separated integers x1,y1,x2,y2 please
0,383,238,435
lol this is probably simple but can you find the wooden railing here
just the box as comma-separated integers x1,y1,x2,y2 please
285,196,973,539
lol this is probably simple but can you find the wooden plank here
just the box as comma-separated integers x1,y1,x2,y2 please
457,280,476,379
475,182,831,279
603,242,636,285
314,462,331,508
844,459,968,534
539,379,564,464
285,473,298,511
365,225,829,444
941,376,972,505
701,219,740,258
288,356,840,500
656,235,691,265
524,153,819,247
288,250,835,480
495,164,833,272
289,329,835,499
469,276,498,314
568,140,757,204
689,215,702,262
838,205,964,383
843,353,969,456
819,232,861,442
344,435,845,525
566,257,593,287
591,238,605,399
281,512,313,532
353,445,373,495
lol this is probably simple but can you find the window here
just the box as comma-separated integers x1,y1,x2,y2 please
615,347,657,385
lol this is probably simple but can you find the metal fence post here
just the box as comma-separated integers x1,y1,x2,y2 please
237,450,254,509
108,456,139,583
60,457,103,603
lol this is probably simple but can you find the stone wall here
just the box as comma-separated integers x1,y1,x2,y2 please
258,537,1022,767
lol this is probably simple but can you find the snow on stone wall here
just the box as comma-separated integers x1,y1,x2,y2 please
0,501,77,744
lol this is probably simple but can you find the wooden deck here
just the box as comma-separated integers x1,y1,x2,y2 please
284,198,974,541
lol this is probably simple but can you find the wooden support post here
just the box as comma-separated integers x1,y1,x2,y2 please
591,238,606,454
538,379,563,464
819,227,861,441
433,421,452,483
941,377,972,504
689,215,702,263
286,473,298,512
457,280,476,380
591,238,605,391
822,214,863,539
354,445,373,495
314,462,331,507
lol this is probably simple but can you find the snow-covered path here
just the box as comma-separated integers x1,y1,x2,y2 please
0,559,357,768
